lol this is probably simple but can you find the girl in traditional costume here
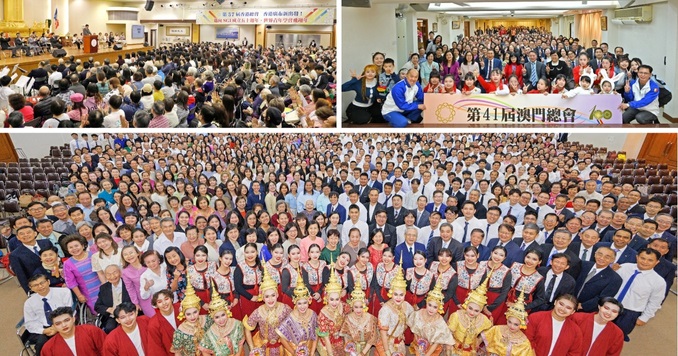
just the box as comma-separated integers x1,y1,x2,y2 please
349,248,374,309
187,246,217,314
243,266,293,356
317,263,350,356
447,278,493,356
199,284,245,356
234,243,264,317
482,289,536,356
172,275,211,356
407,281,455,356
453,246,487,313
280,245,302,308
340,278,380,356
428,248,458,315
376,262,414,356
276,275,318,356
369,247,397,315
494,249,545,325
478,246,511,323
301,243,328,314
212,249,242,320
405,251,435,309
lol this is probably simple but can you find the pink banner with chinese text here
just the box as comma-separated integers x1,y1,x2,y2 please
422,93,623,125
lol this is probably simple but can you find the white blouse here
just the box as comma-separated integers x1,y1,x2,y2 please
139,264,168,300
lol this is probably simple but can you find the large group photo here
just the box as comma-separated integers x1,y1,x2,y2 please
0,131,675,355
342,1,677,127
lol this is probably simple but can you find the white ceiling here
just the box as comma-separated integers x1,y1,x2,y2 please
373,0,621,18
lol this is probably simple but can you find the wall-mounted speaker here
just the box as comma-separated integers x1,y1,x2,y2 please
144,0,154,11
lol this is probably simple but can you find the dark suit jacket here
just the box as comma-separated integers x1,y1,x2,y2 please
326,204,347,224
480,57,503,79
363,202,385,225
539,244,582,279
512,239,543,260
655,258,677,299
357,185,371,204
574,262,623,312
590,224,616,242
555,208,575,223
218,240,239,266
368,223,397,249
446,190,466,208
386,207,408,226
323,177,338,193
567,242,595,262
94,281,132,316
474,202,487,220
625,204,646,216
9,239,54,293
658,230,677,261
523,60,546,85
465,241,490,262
485,238,522,267
627,234,650,252
533,266,576,311
369,181,383,193
394,242,426,270
426,237,464,267
592,242,637,264
414,209,430,228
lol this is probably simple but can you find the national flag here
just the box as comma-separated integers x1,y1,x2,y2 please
53,8,59,30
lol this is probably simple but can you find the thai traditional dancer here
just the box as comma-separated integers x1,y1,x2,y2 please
276,275,319,356
482,288,536,356
447,279,493,356
407,281,455,356
340,278,380,356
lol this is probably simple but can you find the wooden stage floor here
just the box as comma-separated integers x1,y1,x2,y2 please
0,44,154,71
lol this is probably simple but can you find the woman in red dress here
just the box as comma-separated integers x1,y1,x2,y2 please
234,242,263,317
301,243,328,314
479,245,512,322
453,246,487,314
369,247,397,315
428,248,458,316
494,249,546,325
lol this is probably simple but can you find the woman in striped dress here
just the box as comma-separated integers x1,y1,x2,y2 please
62,235,101,314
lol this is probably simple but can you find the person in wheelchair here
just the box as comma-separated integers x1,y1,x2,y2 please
94,264,132,333
22,274,73,355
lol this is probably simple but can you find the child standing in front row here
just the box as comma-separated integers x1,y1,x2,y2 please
562,75,594,98
461,72,481,95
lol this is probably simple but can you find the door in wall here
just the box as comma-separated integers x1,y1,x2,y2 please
638,133,677,170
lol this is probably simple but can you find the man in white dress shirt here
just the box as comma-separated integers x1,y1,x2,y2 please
153,218,187,255
613,248,665,341
452,201,484,243
529,192,555,228
23,274,74,355
341,204,369,246
478,206,502,245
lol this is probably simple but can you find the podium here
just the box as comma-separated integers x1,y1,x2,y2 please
83,35,98,54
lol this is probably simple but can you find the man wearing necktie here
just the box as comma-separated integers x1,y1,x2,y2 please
574,246,623,312
523,51,543,91
395,227,425,270
613,248,665,341
9,226,55,293
535,253,576,311
23,274,74,355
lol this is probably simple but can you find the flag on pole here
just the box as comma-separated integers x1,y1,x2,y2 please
53,8,59,30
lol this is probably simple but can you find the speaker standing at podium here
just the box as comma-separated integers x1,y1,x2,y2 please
82,24,92,36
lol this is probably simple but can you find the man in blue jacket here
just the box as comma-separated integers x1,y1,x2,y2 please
621,64,661,124
381,68,426,128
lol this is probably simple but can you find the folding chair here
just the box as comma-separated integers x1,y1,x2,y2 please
15,318,36,356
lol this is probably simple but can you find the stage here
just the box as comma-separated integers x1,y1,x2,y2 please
0,44,154,71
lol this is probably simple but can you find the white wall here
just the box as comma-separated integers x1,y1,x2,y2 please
342,3,399,117
10,133,73,159
157,23,192,44
603,1,677,117
200,25,255,44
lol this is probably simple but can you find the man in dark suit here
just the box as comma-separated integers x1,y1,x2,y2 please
585,40,598,61
363,188,385,225
394,227,426,271
356,173,371,204
513,223,543,259
540,229,582,279
534,253,576,311
485,224,522,267
369,210,398,249
480,49,503,81
567,228,600,262
589,210,616,239
574,246,623,312
94,265,132,333
627,219,657,251
589,47,605,71
326,192,347,224
413,196,430,228
522,50,546,90
446,179,466,210
553,195,575,223
468,189,487,220
8,226,54,293
386,195,408,226
426,223,463,266
648,238,676,299
594,228,638,267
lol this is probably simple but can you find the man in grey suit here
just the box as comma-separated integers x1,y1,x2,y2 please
426,223,463,266
523,51,546,91
82,24,92,36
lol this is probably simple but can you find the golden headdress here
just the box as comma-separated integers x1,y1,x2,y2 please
292,266,311,304
259,265,278,298
178,273,203,320
348,276,368,311
208,279,232,318
426,280,445,314
324,261,343,304
388,255,407,298
462,274,489,310
505,286,528,329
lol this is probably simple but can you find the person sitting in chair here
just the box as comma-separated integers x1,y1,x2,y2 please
94,265,132,333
